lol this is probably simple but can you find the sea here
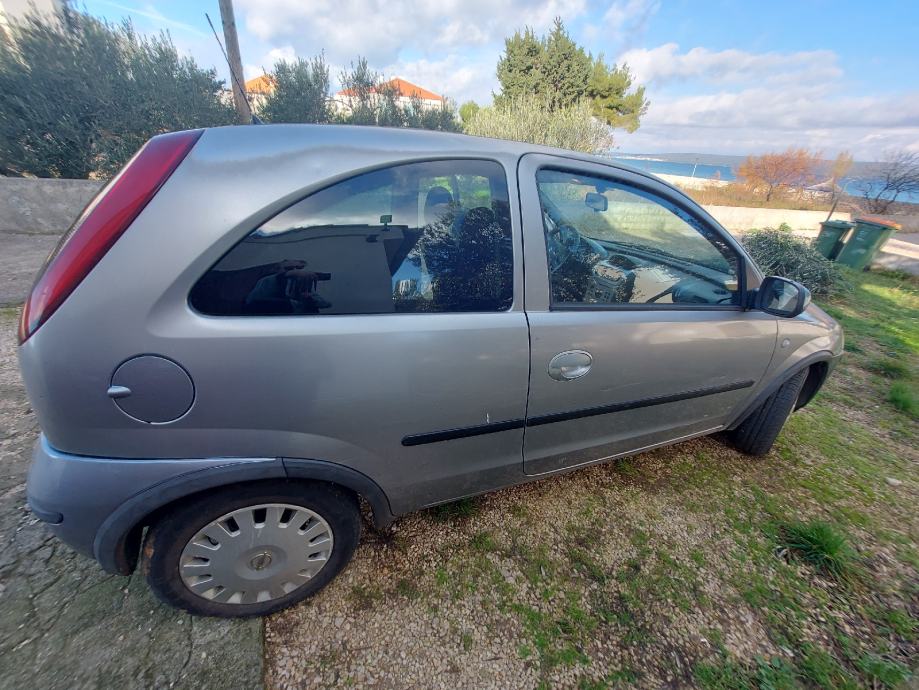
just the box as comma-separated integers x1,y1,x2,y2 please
612,156,737,182
612,153,919,204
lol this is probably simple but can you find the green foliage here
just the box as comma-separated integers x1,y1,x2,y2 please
0,10,234,178
740,229,850,296
797,645,856,689
333,57,459,131
587,57,647,133
856,654,910,687
431,497,478,521
458,100,480,124
777,520,858,579
887,380,917,417
258,56,330,124
866,356,909,379
495,18,647,131
465,95,614,154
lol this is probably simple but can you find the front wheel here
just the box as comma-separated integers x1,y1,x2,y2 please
725,368,809,456
142,481,360,617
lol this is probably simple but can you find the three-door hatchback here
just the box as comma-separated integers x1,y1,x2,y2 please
20,125,842,616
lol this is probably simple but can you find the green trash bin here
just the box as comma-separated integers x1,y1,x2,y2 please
835,217,901,271
814,219,854,259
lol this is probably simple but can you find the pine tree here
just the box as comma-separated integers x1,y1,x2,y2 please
587,58,647,133
492,19,648,131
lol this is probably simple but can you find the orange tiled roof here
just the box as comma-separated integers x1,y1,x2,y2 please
245,75,276,95
337,77,443,101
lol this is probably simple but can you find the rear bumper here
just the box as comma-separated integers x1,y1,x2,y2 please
26,435,284,572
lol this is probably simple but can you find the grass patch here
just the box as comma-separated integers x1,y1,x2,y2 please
469,530,497,552
887,380,918,417
348,584,383,610
866,356,910,379
857,653,911,688
431,497,478,521
777,520,859,580
393,578,420,600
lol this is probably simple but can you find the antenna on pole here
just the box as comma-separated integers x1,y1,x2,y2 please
206,9,260,124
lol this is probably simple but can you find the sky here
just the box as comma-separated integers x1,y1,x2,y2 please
80,0,919,159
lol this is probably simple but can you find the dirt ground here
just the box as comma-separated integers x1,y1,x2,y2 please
0,308,264,690
263,272,918,689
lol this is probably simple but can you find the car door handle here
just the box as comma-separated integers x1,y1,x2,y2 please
548,350,593,381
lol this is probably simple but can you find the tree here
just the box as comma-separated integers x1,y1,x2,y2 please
587,58,646,133
495,28,544,103
737,148,819,202
458,100,480,125
855,150,919,214
336,58,459,131
541,18,591,111
494,18,647,130
259,56,331,124
0,9,234,178
829,150,853,185
464,95,614,154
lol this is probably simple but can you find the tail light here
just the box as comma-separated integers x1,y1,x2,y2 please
17,129,204,344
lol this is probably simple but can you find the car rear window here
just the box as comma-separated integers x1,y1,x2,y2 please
190,160,514,316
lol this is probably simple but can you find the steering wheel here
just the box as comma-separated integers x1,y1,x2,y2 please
648,277,734,304
547,223,582,272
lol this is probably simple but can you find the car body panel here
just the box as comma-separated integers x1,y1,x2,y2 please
516,153,779,474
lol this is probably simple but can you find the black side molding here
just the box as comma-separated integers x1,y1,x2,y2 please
402,379,755,445
402,418,525,446
527,380,755,427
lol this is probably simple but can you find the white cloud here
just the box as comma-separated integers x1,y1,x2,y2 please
619,43,842,86
235,0,586,66
382,53,502,104
618,87,919,157
601,0,660,40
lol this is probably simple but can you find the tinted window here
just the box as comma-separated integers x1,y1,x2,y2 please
191,160,514,316
536,169,741,307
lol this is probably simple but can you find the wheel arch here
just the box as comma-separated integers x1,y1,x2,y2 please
725,351,838,431
94,458,395,575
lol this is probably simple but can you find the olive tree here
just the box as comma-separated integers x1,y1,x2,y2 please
259,56,331,124
0,10,234,178
464,95,614,154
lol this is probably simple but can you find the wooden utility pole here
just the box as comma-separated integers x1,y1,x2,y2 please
218,0,251,124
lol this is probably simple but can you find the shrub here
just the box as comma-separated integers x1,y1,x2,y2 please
741,228,850,296
464,95,614,154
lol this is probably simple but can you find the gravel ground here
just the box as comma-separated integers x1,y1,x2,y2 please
264,443,787,689
0,308,264,689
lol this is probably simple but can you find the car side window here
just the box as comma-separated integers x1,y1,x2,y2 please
190,160,514,316
536,169,741,307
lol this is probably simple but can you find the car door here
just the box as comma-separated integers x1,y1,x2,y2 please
519,154,778,476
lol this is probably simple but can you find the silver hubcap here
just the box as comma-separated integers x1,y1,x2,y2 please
179,503,334,605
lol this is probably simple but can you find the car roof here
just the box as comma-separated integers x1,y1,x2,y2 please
204,123,655,180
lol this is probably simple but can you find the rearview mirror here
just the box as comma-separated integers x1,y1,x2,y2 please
755,276,811,318
584,192,608,212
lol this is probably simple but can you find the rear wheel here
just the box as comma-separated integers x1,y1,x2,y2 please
142,481,360,617
726,368,809,456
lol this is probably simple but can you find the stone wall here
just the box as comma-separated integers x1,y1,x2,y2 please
703,205,849,232
0,177,103,235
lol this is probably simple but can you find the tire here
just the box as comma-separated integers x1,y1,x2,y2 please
726,368,809,456
142,480,360,617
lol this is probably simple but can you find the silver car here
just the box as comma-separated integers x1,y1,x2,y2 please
19,125,842,617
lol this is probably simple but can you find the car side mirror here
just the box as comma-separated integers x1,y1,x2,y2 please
754,276,811,317
584,192,608,212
